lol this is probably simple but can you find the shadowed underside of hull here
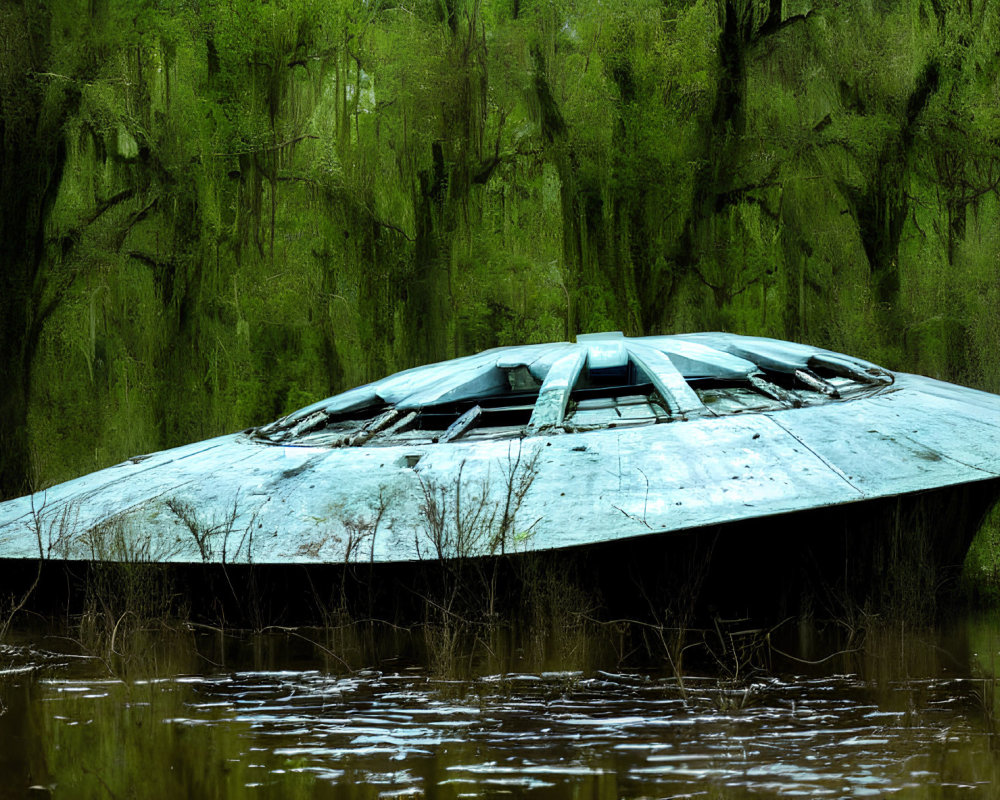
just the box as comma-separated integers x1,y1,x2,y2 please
0,332,999,566
2,480,996,628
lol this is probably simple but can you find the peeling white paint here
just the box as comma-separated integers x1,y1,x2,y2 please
1,333,998,565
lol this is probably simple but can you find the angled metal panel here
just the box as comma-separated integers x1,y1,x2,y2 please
494,343,571,370
441,405,483,443
625,341,704,416
375,352,490,406
528,346,587,431
280,385,381,427
521,343,580,382
810,354,891,384
637,336,757,380
394,360,509,409
675,332,818,373
577,331,628,369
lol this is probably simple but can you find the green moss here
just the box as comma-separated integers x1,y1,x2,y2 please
0,0,997,517
964,502,1000,604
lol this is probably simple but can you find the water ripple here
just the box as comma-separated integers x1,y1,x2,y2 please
16,660,1000,796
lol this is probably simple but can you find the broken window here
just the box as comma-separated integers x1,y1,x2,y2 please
251,335,893,448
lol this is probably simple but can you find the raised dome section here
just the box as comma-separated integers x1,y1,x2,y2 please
253,332,893,447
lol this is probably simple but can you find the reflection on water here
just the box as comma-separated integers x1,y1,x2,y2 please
3,615,1000,798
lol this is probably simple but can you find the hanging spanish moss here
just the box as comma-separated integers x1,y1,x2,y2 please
0,0,998,503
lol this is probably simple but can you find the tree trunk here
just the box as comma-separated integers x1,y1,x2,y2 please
856,59,940,305
0,6,71,498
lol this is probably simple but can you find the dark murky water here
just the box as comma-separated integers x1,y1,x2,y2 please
4,616,1000,799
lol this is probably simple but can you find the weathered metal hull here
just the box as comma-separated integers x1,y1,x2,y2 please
1,334,999,565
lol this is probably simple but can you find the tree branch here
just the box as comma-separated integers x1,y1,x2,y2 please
113,196,159,251
125,250,172,270
755,10,812,43
371,216,414,242
85,188,139,227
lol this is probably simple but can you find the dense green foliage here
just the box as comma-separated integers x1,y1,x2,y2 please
1,0,998,496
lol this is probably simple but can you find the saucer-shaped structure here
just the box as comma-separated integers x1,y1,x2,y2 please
1,332,998,565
